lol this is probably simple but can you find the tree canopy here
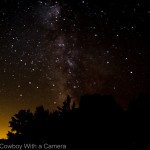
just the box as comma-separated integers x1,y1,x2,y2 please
0,94,150,149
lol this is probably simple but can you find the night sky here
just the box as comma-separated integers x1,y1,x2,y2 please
0,0,149,138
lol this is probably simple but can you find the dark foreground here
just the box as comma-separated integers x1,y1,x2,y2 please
1,94,150,150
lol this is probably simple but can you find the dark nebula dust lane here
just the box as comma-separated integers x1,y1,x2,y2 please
0,0,149,138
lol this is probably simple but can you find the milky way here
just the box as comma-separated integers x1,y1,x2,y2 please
0,0,149,138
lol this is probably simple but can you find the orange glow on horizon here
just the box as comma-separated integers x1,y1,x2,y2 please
0,125,9,139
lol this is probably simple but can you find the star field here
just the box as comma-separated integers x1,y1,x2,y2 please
0,0,149,138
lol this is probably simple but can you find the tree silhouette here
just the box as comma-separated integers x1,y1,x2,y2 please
78,94,124,149
7,96,76,145
8,109,33,143
6,93,150,149
9,109,33,134
57,95,72,113
127,94,150,148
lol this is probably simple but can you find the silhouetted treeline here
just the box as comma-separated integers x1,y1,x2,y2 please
1,94,150,149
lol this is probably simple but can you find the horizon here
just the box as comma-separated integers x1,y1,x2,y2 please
0,92,149,139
